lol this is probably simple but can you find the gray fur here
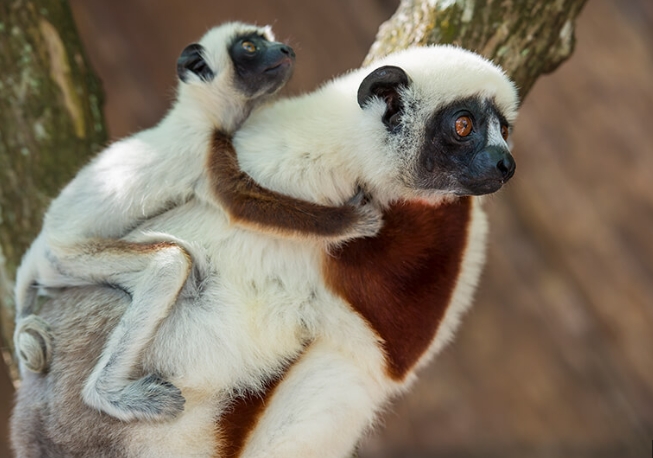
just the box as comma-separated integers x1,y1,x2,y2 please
11,287,132,457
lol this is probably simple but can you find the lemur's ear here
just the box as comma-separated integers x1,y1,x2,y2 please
357,65,410,133
177,44,215,83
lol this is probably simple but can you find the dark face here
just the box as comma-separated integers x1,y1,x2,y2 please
228,33,296,97
416,97,515,195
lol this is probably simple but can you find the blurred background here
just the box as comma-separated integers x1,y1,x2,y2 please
3,0,653,456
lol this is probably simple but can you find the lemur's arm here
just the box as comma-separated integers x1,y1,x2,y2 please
208,131,381,243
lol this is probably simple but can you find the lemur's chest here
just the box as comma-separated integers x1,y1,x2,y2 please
323,197,473,380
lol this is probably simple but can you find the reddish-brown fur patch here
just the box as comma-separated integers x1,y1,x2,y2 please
207,130,370,239
214,349,308,458
322,197,472,380
215,375,285,458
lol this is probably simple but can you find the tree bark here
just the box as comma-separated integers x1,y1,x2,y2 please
0,0,107,377
366,0,589,100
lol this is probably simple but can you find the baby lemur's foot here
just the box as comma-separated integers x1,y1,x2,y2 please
84,373,185,422
345,187,383,240
15,314,53,373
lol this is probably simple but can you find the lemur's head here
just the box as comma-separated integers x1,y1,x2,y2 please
355,46,518,200
176,22,295,130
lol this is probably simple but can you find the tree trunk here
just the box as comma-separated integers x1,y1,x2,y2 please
0,0,107,377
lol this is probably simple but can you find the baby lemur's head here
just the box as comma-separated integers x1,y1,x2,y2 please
176,22,295,132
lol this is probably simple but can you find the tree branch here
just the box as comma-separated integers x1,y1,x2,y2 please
366,0,589,100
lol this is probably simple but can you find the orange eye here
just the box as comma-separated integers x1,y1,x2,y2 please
455,116,473,137
242,41,257,53
501,125,510,141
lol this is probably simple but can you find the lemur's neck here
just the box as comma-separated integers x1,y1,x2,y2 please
166,101,238,135
143,94,247,166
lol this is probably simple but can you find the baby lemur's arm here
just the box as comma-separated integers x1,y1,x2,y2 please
208,130,380,243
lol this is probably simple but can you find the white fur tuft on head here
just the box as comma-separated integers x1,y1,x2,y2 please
356,45,519,123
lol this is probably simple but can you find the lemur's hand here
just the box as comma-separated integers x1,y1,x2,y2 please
344,187,383,240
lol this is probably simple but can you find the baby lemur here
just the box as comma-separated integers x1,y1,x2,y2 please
13,22,381,422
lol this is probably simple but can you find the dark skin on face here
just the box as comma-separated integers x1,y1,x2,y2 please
228,33,296,97
356,67,515,196
420,97,516,195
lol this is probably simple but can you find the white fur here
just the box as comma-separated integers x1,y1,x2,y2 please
15,20,276,317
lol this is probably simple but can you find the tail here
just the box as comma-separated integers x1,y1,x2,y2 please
14,315,53,374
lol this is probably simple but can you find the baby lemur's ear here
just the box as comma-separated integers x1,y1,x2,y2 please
177,44,215,83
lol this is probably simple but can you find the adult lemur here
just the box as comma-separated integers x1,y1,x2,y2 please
13,22,381,421
11,45,518,458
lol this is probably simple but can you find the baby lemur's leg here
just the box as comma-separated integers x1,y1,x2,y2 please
50,238,191,421
208,131,382,244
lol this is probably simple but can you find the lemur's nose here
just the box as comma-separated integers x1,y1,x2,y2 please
279,45,295,59
496,154,516,182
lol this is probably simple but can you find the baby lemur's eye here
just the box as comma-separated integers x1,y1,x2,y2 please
241,41,257,53
455,115,473,138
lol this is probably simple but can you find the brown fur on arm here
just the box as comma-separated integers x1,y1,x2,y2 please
207,130,372,239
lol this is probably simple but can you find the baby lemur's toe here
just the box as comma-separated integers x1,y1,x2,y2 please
119,374,186,422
